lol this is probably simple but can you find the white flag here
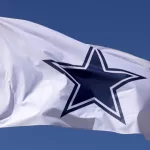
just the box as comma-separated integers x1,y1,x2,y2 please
0,17,150,139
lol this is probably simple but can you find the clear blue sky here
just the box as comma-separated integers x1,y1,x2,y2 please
0,0,150,149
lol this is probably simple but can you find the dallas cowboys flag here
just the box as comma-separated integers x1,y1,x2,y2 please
0,17,150,139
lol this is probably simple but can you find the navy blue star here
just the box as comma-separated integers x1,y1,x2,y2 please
44,47,146,124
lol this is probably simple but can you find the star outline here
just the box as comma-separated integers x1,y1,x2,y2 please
43,46,146,124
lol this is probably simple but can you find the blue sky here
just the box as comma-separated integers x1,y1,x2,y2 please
0,0,150,149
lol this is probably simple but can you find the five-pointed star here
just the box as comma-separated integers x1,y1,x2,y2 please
44,47,145,124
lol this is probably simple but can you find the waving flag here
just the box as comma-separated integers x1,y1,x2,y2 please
0,17,150,139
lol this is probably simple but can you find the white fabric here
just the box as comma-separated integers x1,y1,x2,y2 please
0,17,150,139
